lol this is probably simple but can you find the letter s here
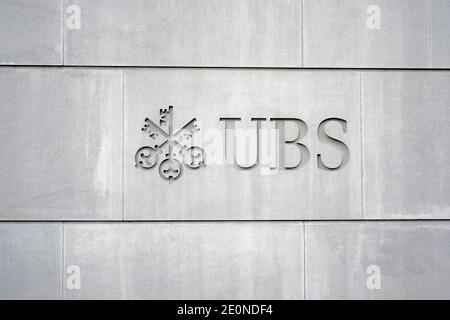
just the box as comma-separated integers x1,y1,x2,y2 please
317,118,349,170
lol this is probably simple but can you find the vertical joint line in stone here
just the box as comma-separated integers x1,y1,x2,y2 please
359,72,364,219
122,70,125,221
61,222,65,300
426,1,433,68
61,0,66,65
303,222,307,299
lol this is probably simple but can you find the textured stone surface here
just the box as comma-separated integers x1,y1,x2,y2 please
430,1,450,68
0,0,62,65
363,72,450,219
304,0,450,68
1,0,450,301
64,223,303,299
0,68,123,220
124,69,361,220
64,0,302,67
305,222,450,299
0,223,62,299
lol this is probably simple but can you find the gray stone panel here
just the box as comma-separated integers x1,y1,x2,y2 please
303,0,450,68
0,0,62,65
63,0,302,67
63,223,303,299
124,69,361,220
363,72,450,219
305,222,450,299
0,68,123,220
429,1,450,69
0,223,62,299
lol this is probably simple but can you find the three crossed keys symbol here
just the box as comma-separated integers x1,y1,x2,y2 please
134,106,206,181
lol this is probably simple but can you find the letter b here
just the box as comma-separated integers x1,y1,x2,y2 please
271,118,310,169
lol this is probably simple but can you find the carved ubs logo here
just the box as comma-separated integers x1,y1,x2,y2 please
135,106,350,181
134,106,206,181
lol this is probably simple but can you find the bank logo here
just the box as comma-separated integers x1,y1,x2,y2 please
134,106,205,181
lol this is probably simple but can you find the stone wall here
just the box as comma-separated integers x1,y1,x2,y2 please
0,0,449,299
